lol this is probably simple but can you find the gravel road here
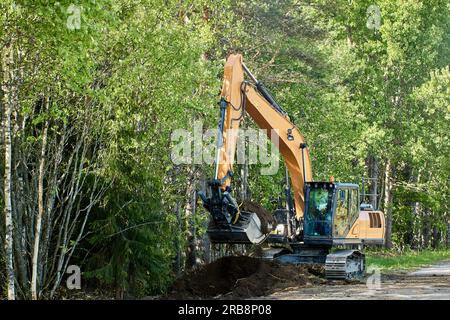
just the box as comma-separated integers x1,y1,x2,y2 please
261,260,450,300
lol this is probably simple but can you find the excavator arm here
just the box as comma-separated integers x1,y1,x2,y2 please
200,54,312,244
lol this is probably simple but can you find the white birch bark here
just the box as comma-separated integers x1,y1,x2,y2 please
2,37,16,300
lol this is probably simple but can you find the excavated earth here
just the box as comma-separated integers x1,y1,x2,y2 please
165,201,358,300
165,256,327,299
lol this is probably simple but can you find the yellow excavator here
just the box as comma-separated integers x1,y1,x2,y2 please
199,54,385,279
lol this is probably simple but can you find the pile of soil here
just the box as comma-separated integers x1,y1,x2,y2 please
165,256,325,299
240,200,276,233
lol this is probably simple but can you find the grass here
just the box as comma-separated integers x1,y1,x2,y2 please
365,247,450,272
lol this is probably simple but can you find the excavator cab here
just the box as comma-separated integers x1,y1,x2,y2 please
303,182,360,246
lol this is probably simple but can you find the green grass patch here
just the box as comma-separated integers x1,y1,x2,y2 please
366,248,450,271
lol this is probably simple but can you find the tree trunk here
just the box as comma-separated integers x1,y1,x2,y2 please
31,97,50,300
175,202,182,276
186,182,197,269
200,177,211,264
2,37,16,300
11,49,28,298
446,220,450,246
370,156,379,210
187,189,197,267
432,225,439,249
185,167,198,269
383,159,393,249
411,170,421,249
422,210,430,248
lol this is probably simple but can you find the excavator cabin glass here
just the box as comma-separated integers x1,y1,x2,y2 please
304,182,360,246
304,185,333,238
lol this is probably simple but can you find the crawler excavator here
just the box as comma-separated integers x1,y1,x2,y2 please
198,54,385,279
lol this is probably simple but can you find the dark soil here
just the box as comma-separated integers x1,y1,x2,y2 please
165,256,325,299
240,200,276,233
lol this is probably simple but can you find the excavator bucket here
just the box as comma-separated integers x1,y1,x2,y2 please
199,182,274,245
207,210,269,245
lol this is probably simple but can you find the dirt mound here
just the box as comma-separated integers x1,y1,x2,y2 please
165,256,325,299
240,200,276,233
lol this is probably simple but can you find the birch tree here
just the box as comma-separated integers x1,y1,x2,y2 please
1,29,16,301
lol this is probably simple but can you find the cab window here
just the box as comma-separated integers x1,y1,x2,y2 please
350,189,359,220
334,188,360,237
334,189,349,237
305,188,333,237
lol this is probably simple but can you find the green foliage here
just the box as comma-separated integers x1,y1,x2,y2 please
366,248,450,271
75,0,220,297
1,0,448,299
80,0,448,294
83,169,174,296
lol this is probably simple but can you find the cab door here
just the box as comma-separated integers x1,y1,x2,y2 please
333,186,359,239
303,183,334,246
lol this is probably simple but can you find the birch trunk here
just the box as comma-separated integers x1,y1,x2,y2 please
31,97,50,300
2,37,16,300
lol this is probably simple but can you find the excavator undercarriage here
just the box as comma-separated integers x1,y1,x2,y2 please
325,250,365,280
268,245,365,280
